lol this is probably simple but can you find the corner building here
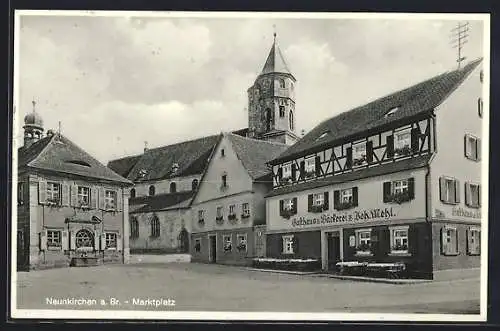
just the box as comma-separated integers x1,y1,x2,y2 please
265,59,484,280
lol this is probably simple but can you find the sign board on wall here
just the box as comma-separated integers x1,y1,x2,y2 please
290,207,396,228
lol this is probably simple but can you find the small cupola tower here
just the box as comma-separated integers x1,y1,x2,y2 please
247,31,299,145
23,99,44,148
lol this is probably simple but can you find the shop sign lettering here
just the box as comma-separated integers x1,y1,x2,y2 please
452,207,481,219
291,207,396,228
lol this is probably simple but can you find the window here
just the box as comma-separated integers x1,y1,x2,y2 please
394,129,411,155
317,131,329,140
236,234,247,252
47,182,61,204
279,106,285,117
75,229,93,249
105,232,117,249
150,216,160,238
393,180,409,194
221,175,227,188
18,182,24,205
385,106,400,117
242,203,250,217
341,188,353,203
355,229,372,255
198,210,205,222
282,163,292,179
439,177,460,204
229,204,236,215
216,206,224,219
130,217,139,239
284,198,294,211
467,228,481,255
278,78,285,88
149,185,156,196
465,182,481,208
104,190,116,210
313,193,324,206
223,235,232,252
305,157,315,173
465,134,481,161
441,226,458,255
47,230,62,248
289,111,294,131
192,179,199,190
194,238,201,252
170,182,177,193
130,188,136,198
353,142,366,164
383,178,415,204
221,148,225,157
77,186,90,206
390,226,409,254
282,235,294,254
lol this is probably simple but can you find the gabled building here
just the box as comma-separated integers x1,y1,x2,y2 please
190,133,288,265
17,107,133,271
265,59,484,279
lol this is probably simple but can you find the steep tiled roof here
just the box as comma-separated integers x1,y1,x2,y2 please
266,155,432,197
227,133,289,179
129,191,195,213
260,38,294,78
107,154,142,178
271,58,482,164
18,134,132,185
125,134,222,182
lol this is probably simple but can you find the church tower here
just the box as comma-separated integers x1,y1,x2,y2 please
247,33,299,145
23,100,44,148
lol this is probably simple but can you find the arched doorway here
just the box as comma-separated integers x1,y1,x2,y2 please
75,229,94,249
177,227,190,253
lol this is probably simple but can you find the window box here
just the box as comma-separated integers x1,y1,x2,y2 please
198,219,205,226
355,242,372,256
241,213,250,219
215,216,224,225
280,176,292,185
336,201,355,211
228,213,238,223
388,191,412,204
46,198,61,207
394,145,411,156
77,200,91,209
310,204,326,213
236,242,247,252
281,208,295,219
353,156,366,166
252,258,321,272
304,169,315,179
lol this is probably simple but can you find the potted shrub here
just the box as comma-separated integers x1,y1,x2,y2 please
215,216,224,225
281,208,295,219
391,191,411,204
228,213,238,223
310,204,324,213
394,145,411,156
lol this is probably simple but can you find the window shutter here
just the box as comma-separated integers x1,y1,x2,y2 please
466,229,471,254
345,147,352,169
454,179,460,204
411,128,420,153
478,185,481,207
454,229,459,254
386,135,394,158
38,180,47,205
116,190,122,211
465,183,470,207
61,183,70,206
323,191,329,210
278,167,283,181
315,156,321,176
70,185,78,207
477,231,481,254
70,231,76,250
39,229,47,251
94,231,100,251
291,164,296,180
440,228,446,254
292,236,299,254
300,161,305,179
476,138,481,161
117,233,122,251
333,190,340,210
279,200,284,216
383,182,392,203
62,230,69,250
292,197,298,214
352,187,359,206
279,236,284,253
464,135,470,158
366,141,373,163
98,187,105,210
308,194,313,212
439,177,446,203
91,187,98,209
101,233,107,251
408,177,415,200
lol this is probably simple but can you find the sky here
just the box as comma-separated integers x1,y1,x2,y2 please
14,12,486,164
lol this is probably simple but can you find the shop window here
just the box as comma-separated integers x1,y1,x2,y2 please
149,185,156,196
383,178,415,204
355,228,372,256
464,134,481,161
439,176,460,204
130,217,139,239
441,226,458,255
394,129,411,156
194,238,201,253
77,186,90,207
389,225,409,255
282,235,294,254
105,232,117,249
352,142,367,166
467,228,481,255
236,234,247,252
104,190,117,210
241,202,250,218
465,182,481,208
223,235,232,252
47,182,61,205
150,215,160,238
47,230,62,249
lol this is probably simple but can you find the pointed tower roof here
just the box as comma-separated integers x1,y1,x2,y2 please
260,33,295,80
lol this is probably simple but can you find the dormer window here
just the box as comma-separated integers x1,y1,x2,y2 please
221,149,225,157
317,131,329,140
138,169,148,179
171,163,179,174
385,106,400,118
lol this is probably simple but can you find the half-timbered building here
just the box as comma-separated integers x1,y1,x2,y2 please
265,59,484,279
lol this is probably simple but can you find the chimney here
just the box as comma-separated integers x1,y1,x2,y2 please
144,141,149,153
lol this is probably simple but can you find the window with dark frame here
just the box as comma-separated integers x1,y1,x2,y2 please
130,217,139,239
47,182,61,204
104,190,117,210
279,106,285,117
105,232,117,249
150,216,160,238
439,177,460,204
47,230,62,248
77,186,90,206
464,133,481,161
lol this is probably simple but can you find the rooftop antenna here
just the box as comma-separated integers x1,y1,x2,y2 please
450,21,469,69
